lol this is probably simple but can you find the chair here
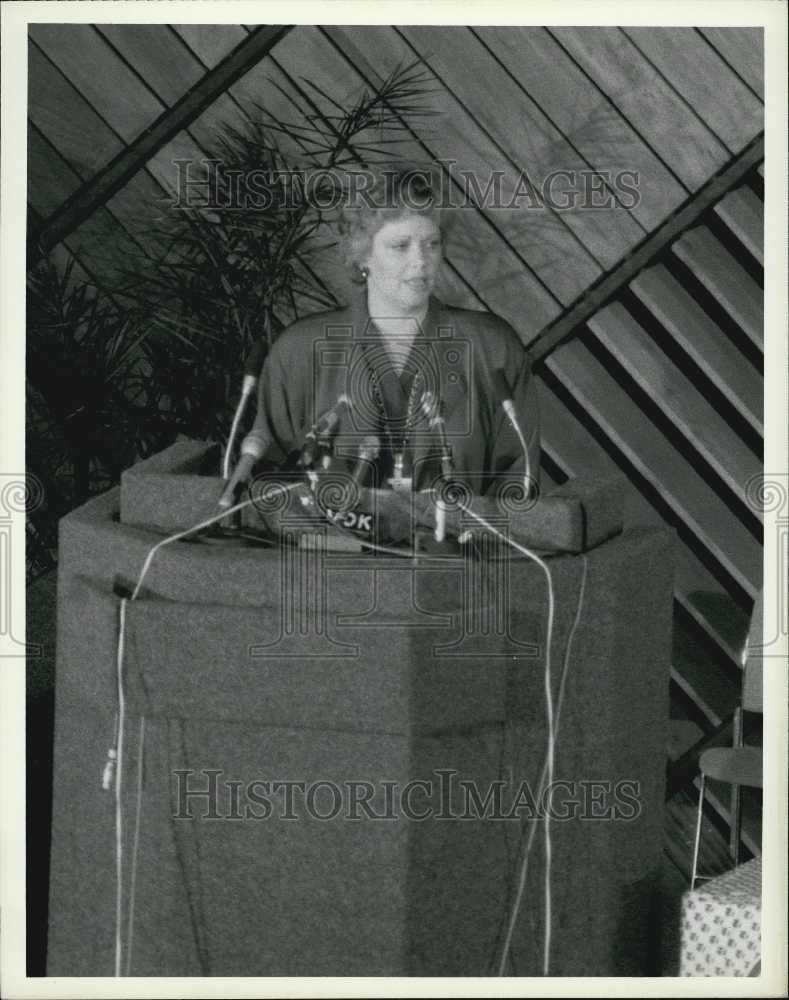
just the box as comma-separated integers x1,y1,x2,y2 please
690,591,763,889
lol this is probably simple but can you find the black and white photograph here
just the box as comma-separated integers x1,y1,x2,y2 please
1,1,787,995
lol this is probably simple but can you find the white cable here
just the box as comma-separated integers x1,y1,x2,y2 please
131,485,300,601
453,501,555,977
114,598,127,978
501,399,531,495
111,482,301,975
492,549,588,976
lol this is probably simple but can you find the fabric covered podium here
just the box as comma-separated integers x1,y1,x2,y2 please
48,443,674,976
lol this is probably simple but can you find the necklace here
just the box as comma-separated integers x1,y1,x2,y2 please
366,362,424,491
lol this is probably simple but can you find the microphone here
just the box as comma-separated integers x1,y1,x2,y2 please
420,390,453,477
218,431,270,509
222,341,268,480
299,394,352,470
420,390,453,541
242,340,267,392
488,369,533,497
350,435,380,492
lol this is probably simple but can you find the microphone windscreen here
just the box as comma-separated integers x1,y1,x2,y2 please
244,341,267,378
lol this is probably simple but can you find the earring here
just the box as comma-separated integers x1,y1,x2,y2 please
360,266,369,281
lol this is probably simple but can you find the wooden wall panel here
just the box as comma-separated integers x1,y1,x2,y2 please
477,27,686,230
672,226,763,353
28,40,168,259
29,24,163,144
587,302,761,510
173,24,247,66
538,384,749,674
622,27,763,153
97,24,251,152
28,41,123,178
398,26,645,270
699,28,764,100
630,264,763,437
549,27,730,191
546,339,761,601
714,187,763,267
28,126,147,289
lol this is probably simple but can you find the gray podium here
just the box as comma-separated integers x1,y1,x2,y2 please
48,441,674,976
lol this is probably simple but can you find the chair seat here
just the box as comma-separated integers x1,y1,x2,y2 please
699,746,762,787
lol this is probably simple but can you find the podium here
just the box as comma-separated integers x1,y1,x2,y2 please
48,442,674,976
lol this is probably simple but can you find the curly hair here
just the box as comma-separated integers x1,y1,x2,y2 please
336,164,453,281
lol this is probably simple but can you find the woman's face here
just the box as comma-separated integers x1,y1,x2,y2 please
362,213,443,313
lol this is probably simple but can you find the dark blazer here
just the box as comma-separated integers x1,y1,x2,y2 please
246,293,540,496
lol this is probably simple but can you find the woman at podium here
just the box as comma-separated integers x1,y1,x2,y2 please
226,166,540,501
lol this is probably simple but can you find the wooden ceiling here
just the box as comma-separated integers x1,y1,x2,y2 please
27,24,765,856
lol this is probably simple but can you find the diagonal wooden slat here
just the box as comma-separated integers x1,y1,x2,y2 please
539,385,741,728
398,25,644,270
587,302,762,512
28,124,149,290
29,24,165,142
537,383,750,675
476,27,686,230
672,226,763,353
527,135,764,365
549,27,729,192
545,340,761,600
698,28,764,101
714,187,764,267
28,40,169,260
97,24,251,152
630,264,763,438
28,40,125,178
28,25,293,263
621,27,763,155
173,24,248,66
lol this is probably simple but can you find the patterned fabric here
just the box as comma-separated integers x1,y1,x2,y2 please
680,858,762,976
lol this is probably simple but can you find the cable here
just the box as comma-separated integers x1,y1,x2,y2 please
453,503,554,977
131,485,301,601
500,398,532,495
114,598,127,978
488,549,588,976
111,483,303,975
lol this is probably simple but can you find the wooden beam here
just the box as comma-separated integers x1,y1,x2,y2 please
527,134,764,365
28,25,293,264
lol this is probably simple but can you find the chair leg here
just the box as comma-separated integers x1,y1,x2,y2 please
730,782,742,865
730,706,743,865
691,773,706,890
